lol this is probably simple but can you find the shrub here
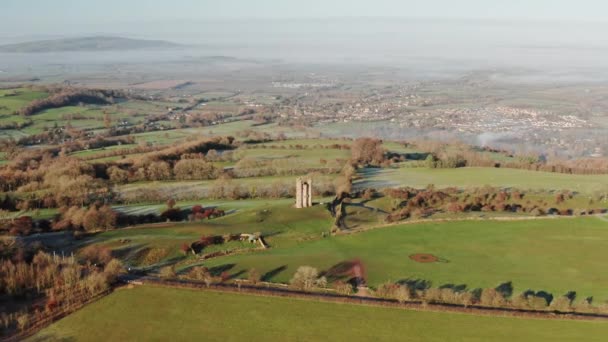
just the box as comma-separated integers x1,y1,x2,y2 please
174,159,218,180
423,288,442,303
351,138,385,166
375,282,398,298
511,293,529,309
160,208,182,222
82,205,117,231
185,266,210,282
141,248,168,266
248,268,261,284
315,276,328,289
85,272,110,295
361,188,376,201
80,245,113,265
550,295,573,312
192,205,204,214
16,313,29,332
480,288,505,307
395,285,412,303
180,243,191,255
104,259,124,283
528,295,549,310
159,265,176,279
334,281,353,295
459,291,474,307
290,266,319,291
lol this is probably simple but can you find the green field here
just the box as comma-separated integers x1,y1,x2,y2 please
234,147,349,168
67,200,333,268
117,174,337,202
201,216,608,302
0,87,49,115
357,166,608,194
0,88,163,136
31,286,608,341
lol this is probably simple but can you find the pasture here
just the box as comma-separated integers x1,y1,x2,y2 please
0,87,49,115
201,216,608,302
66,200,333,268
116,174,338,202
31,286,608,341
234,146,349,169
357,166,608,194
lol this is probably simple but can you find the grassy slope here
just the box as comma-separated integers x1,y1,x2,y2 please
31,286,608,342
203,216,608,301
73,201,333,268
358,166,608,193
0,88,48,114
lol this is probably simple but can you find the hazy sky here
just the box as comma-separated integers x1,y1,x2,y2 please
3,0,608,34
3,0,608,79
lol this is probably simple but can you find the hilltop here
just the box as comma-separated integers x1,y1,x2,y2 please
0,36,180,53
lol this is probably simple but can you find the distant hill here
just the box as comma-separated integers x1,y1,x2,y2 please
0,36,181,53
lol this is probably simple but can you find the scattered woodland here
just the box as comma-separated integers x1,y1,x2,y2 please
2,85,608,339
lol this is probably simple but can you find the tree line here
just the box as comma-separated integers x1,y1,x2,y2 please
18,87,127,116
0,247,123,337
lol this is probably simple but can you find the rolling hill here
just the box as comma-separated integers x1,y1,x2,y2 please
0,36,180,53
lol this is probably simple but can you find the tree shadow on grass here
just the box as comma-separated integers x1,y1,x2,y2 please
149,255,187,272
111,243,144,260
565,291,577,302
523,289,554,304
209,263,236,276
230,270,246,280
397,278,432,291
495,281,514,298
439,283,468,292
321,261,358,283
261,265,287,282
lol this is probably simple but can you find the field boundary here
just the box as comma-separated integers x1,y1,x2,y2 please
133,277,608,322
2,289,112,342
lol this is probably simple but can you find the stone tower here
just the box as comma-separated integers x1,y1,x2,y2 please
295,177,313,208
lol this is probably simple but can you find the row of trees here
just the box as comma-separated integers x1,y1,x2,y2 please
52,205,117,232
165,263,605,316
350,138,386,167
19,88,124,116
120,176,338,204
412,139,608,175
0,137,240,212
383,186,606,222
0,250,123,336
1,203,117,236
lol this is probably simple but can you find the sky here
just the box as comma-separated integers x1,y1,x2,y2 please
2,1,608,79
3,0,608,34
2,0,608,52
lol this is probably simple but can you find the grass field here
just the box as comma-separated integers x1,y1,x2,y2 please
234,146,349,168
0,88,162,136
68,200,333,268
0,88,48,115
201,216,608,302
117,174,337,201
357,166,608,194
31,286,608,341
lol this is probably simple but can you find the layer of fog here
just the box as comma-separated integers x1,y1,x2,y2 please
3,18,608,82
